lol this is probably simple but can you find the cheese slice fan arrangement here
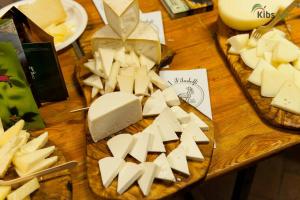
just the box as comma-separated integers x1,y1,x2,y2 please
75,0,214,198
217,0,300,129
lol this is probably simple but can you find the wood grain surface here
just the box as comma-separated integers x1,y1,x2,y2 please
5,135,72,200
28,0,300,199
75,49,214,199
216,19,300,130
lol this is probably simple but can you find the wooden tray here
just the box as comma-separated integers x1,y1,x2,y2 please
5,136,72,200
216,19,300,130
75,47,215,199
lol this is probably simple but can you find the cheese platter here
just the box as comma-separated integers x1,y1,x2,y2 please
216,0,300,130
0,120,72,200
74,0,214,198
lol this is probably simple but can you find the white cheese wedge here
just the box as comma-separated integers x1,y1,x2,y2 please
105,62,121,93
273,39,300,63
83,60,104,78
148,82,154,95
98,157,125,188
227,34,249,52
7,178,40,200
264,52,272,64
154,117,178,142
271,81,300,114
91,25,123,51
103,0,140,39
187,112,209,131
256,37,281,57
107,134,134,158
248,60,275,86
0,186,11,200
148,71,169,90
129,132,150,162
278,64,296,80
13,146,55,173
88,92,142,142
92,87,99,99
117,162,143,194
219,0,280,31
117,75,134,93
179,137,204,161
0,120,24,147
261,68,287,98
17,132,48,156
138,162,157,196
16,156,58,177
143,124,165,153
99,48,115,78
143,90,168,117
171,106,190,124
0,118,3,136
162,87,180,106
126,22,161,63
167,146,189,175
119,67,135,76
114,47,126,67
140,54,156,71
181,121,209,143
135,74,150,96
240,48,260,69
294,70,300,88
83,75,103,90
94,52,105,72
228,46,243,55
157,107,182,132
153,153,175,182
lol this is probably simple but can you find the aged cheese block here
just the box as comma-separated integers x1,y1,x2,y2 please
103,0,140,40
88,92,143,142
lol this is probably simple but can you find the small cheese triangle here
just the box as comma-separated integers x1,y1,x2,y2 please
153,153,175,182
129,132,150,162
117,162,143,194
188,112,209,131
278,64,297,80
162,87,180,107
117,75,134,94
94,52,104,71
167,146,189,175
139,54,155,71
83,60,104,77
143,90,168,117
261,68,287,98
83,75,103,89
143,124,165,153
154,116,178,142
248,60,275,86
98,157,125,188
171,106,190,124
138,162,157,196
179,137,204,161
0,120,24,147
107,134,134,158
98,48,115,78
159,107,182,132
17,132,48,156
271,81,300,114
114,47,126,67
181,121,209,143
92,87,99,98
148,71,169,90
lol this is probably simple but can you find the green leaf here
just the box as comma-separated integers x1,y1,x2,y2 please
22,112,38,122
10,78,26,88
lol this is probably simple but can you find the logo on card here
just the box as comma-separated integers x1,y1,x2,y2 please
171,77,204,108
251,4,275,18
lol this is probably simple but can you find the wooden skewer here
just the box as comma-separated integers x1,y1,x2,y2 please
0,161,78,186
70,107,90,113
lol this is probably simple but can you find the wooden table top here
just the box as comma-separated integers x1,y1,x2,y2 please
38,0,300,199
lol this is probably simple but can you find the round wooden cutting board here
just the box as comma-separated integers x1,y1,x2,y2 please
75,47,215,199
4,137,72,200
216,19,300,130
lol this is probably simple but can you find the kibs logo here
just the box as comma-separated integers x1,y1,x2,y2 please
251,4,275,18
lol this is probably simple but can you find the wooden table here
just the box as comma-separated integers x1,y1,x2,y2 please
38,0,300,199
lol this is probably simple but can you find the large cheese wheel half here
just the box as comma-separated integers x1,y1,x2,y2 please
218,0,284,31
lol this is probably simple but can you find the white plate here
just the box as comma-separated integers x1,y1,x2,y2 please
0,0,88,51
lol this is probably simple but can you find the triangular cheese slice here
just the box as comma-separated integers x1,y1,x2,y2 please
98,157,125,188
143,90,168,117
117,162,143,194
157,107,182,132
167,146,189,175
107,134,134,159
261,68,287,98
114,47,126,67
179,138,204,161
83,75,103,89
153,153,175,182
129,132,150,162
17,132,48,156
92,87,99,98
278,64,296,80
117,75,134,94
139,54,155,71
162,87,180,107
154,116,178,142
83,60,105,78
271,81,300,114
138,162,157,196
143,124,165,153
94,52,104,72
148,71,168,90
181,121,209,143
171,106,190,124
188,112,209,131
98,48,115,78
248,60,275,86
0,120,24,147
130,50,140,68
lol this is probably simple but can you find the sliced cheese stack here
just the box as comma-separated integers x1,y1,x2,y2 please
227,29,300,115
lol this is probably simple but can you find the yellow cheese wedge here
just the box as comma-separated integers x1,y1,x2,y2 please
261,68,287,97
18,0,67,29
273,39,300,63
7,178,40,200
117,75,134,94
44,23,72,44
0,120,24,147
0,186,11,200
105,62,121,93
17,132,48,156
248,60,275,86
240,48,260,69
227,34,249,52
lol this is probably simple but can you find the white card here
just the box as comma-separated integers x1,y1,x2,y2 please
159,69,213,120
92,0,166,44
